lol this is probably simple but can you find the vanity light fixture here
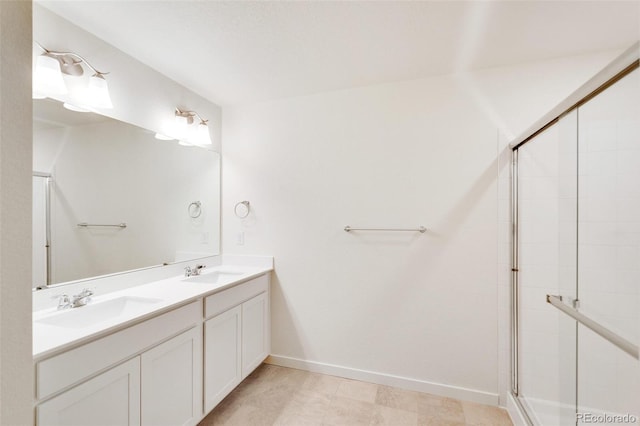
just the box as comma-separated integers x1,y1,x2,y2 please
175,108,213,146
155,108,212,146
33,42,113,110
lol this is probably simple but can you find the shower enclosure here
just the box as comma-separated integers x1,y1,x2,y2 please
511,55,639,425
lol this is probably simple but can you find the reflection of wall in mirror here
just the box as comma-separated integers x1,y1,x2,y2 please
33,118,220,285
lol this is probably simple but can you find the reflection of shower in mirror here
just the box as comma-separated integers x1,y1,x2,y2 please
32,173,52,289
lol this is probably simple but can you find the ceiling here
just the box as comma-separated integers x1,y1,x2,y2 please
37,1,640,106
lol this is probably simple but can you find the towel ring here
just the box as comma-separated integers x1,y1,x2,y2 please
188,201,202,218
234,201,250,219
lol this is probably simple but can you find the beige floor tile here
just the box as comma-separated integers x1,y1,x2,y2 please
370,405,418,426
462,401,513,426
301,372,343,396
274,365,312,389
322,395,375,426
274,390,332,426
222,404,281,426
335,378,379,403
417,392,460,409
417,413,465,426
375,385,419,413
416,393,465,423
255,364,310,390
243,384,297,411
230,365,282,399
199,364,514,426
228,376,271,401
199,391,245,425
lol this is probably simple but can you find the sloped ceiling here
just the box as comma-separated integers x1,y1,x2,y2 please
38,1,640,106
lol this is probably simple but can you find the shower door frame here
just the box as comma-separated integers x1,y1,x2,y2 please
33,171,52,288
509,49,639,426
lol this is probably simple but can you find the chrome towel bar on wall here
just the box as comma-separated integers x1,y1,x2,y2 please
344,226,427,233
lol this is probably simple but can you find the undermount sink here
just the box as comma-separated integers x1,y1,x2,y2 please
36,296,163,329
183,270,244,284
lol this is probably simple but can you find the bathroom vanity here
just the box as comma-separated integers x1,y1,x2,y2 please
32,257,272,426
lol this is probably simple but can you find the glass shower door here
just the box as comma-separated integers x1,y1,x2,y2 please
576,67,640,425
517,109,578,426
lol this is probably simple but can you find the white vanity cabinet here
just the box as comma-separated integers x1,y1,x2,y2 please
204,274,270,412
37,357,141,426
204,305,242,411
34,271,271,426
36,301,202,426
242,291,270,377
140,326,202,426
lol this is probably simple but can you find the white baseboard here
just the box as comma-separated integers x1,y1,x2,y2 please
507,392,531,426
266,354,499,406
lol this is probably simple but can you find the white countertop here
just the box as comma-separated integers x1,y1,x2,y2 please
33,262,272,360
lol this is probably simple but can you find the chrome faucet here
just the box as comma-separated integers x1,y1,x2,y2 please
72,288,93,308
184,264,206,277
57,289,93,310
57,294,72,310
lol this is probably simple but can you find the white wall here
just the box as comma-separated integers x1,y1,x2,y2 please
0,2,33,424
33,119,220,285
222,49,625,404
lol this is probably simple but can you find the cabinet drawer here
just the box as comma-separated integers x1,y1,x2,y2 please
204,274,268,319
37,301,200,401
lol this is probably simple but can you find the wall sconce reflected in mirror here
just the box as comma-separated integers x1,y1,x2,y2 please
155,107,213,147
33,42,113,111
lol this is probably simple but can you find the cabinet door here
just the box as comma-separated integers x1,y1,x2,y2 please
141,327,202,426
37,357,140,426
242,292,269,378
204,305,242,412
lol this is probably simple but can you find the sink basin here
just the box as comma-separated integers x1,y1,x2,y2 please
36,296,163,329
183,270,244,284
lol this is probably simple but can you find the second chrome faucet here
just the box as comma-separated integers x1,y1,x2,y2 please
184,264,206,277
57,288,93,310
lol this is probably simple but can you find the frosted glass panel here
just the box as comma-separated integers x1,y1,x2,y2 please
518,110,578,426
577,68,640,425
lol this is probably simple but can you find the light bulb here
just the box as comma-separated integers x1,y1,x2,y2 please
193,122,212,146
85,73,113,109
33,54,68,96
174,114,190,136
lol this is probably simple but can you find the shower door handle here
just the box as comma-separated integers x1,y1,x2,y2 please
546,294,638,359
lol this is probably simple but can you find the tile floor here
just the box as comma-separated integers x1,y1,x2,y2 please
198,364,513,426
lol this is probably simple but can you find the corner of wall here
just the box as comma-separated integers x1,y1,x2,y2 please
0,1,34,424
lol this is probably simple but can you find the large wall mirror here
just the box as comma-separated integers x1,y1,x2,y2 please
33,99,221,289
